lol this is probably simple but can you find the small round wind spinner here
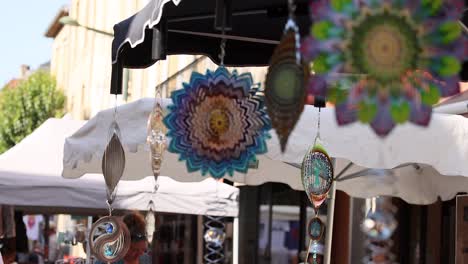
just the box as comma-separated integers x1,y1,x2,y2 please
89,216,131,263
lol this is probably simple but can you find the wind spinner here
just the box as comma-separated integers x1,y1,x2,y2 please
265,0,307,152
301,108,333,263
163,37,271,179
89,97,131,263
302,0,466,136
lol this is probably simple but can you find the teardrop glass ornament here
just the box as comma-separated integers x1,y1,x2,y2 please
102,121,125,204
145,208,155,243
147,99,166,180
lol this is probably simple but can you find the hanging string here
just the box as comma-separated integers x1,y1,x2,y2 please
113,94,118,121
106,200,113,217
284,0,301,65
218,29,227,67
314,108,322,146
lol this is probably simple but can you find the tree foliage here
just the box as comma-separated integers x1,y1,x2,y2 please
0,71,65,153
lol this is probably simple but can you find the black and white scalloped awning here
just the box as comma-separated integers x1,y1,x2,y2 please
110,0,311,94
110,0,468,95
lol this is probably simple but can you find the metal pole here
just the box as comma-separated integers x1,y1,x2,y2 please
86,216,92,264
233,217,239,264
324,160,337,264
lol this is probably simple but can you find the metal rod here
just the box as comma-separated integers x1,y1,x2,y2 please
86,216,93,264
459,20,468,34
337,163,417,182
305,239,313,263
336,169,373,182
168,29,280,44
324,177,337,264
334,162,354,180
168,9,268,23
233,217,239,264
286,162,300,169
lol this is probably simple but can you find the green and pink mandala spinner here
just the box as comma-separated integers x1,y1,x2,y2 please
302,0,466,136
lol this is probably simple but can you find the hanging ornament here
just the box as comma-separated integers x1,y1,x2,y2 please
361,197,398,264
89,216,131,263
102,120,125,204
302,108,332,264
308,217,325,241
145,205,156,244
265,0,307,152
164,67,271,178
91,96,131,263
302,0,466,136
301,109,333,210
147,85,166,181
204,213,226,263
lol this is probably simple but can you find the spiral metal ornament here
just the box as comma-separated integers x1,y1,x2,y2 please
361,197,398,264
89,216,131,263
204,181,228,264
204,215,226,263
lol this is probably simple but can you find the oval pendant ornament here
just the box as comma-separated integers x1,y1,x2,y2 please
102,122,126,204
308,217,325,241
89,216,130,263
301,142,333,209
265,30,307,152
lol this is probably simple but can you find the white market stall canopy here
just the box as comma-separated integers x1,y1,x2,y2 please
0,118,238,216
62,98,468,205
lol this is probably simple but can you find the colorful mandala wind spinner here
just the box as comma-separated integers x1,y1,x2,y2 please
302,0,466,136
163,67,271,178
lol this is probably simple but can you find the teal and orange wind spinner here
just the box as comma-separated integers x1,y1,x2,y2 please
164,67,271,178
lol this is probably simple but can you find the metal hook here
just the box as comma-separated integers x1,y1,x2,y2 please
219,29,227,66
288,0,296,19
106,200,113,216
314,108,322,145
